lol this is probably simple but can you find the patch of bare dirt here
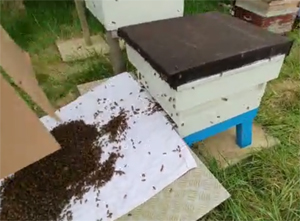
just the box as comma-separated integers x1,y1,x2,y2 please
269,80,300,109
31,44,92,82
271,80,300,92
31,45,69,77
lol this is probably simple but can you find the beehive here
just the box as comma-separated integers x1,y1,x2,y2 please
85,0,184,30
234,0,299,33
119,12,293,147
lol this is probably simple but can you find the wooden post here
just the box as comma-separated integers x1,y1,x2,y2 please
74,0,92,46
106,31,126,75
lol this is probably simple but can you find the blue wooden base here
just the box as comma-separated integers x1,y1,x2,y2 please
183,108,258,148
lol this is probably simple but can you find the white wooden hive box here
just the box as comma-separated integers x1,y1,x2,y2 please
118,12,292,137
85,0,184,31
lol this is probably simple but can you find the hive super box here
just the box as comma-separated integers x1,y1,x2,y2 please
118,12,293,148
85,0,184,30
234,0,299,34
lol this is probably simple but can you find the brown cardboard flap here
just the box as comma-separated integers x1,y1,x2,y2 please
0,25,60,121
0,75,61,178
0,25,61,178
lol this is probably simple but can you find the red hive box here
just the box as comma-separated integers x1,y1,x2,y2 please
234,0,299,34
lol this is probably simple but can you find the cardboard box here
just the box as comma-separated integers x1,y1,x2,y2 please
0,25,61,179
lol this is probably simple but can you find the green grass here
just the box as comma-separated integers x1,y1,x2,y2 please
185,0,231,15
1,1,299,220
1,0,110,111
206,31,300,220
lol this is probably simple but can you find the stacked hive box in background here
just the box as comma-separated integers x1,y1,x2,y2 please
234,0,299,34
85,0,184,30
84,0,184,74
119,12,292,148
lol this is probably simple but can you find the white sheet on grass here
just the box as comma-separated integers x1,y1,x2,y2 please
39,72,197,221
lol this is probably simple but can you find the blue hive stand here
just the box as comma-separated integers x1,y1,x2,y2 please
183,108,258,148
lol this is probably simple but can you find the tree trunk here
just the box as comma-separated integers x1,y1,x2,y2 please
74,0,92,46
106,31,126,75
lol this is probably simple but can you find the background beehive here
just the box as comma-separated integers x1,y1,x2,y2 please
85,0,184,30
236,0,298,17
235,0,299,33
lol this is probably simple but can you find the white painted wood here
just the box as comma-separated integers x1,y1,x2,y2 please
176,54,285,111
85,0,184,31
180,84,266,122
85,0,105,24
177,55,284,92
127,45,177,118
177,84,266,137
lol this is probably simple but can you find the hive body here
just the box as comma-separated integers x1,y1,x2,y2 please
85,0,184,30
119,12,292,147
127,45,285,140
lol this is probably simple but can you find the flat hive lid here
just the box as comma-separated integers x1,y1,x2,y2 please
118,12,293,89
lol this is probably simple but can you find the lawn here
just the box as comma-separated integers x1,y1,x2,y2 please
1,1,299,220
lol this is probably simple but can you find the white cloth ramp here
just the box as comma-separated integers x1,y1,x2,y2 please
40,72,197,221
